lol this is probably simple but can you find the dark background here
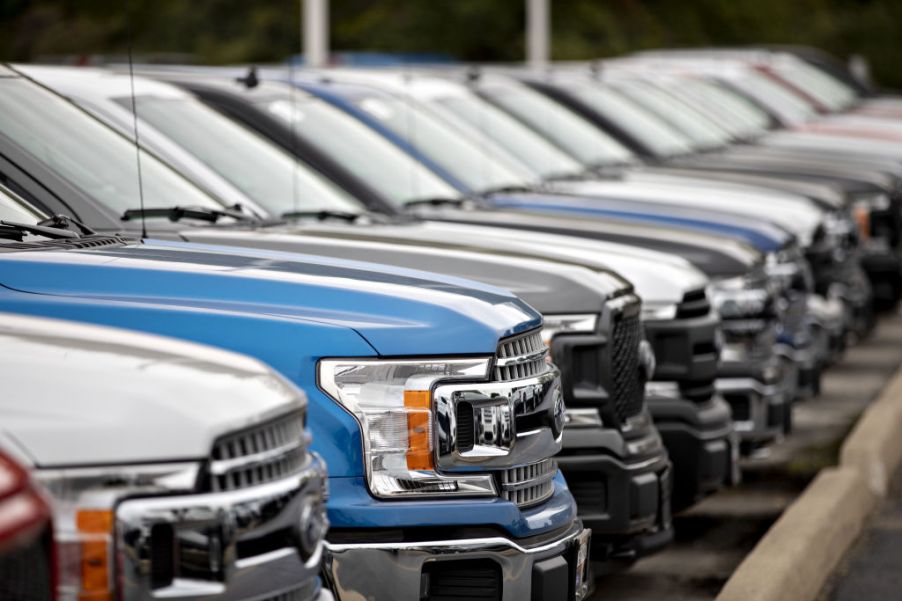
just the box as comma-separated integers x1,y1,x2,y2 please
2,0,900,86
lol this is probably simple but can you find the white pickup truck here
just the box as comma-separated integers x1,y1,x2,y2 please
0,313,329,601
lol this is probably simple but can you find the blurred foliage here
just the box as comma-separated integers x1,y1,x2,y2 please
1,0,901,86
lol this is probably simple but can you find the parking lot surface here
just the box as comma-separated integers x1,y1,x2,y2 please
590,313,902,601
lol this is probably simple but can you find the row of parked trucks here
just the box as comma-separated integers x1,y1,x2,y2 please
2,46,902,601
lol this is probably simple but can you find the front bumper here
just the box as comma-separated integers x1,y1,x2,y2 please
645,390,738,510
717,357,787,449
556,411,673,561
324,519,591,601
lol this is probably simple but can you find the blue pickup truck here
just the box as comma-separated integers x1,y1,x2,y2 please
0,185,590,600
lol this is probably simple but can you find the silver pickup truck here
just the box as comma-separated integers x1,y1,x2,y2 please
0,313,330,601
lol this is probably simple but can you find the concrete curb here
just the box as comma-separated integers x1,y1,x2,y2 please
716,365,902,601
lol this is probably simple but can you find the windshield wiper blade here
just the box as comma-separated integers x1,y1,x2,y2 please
404,197,468,208
0,219,80,240
122,205,258,224
280,210,362,222
479,184,536,195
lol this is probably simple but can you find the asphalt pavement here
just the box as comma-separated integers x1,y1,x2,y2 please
589,313,902,601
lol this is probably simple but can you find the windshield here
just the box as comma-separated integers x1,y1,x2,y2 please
769,61,857,111
687,78,773,135
730,69,819,124
261,92,460,206
610,79,732,150
429,92,585,179
0,78,223,215
658,76,770,139
350,92,535,194
479,82,636,167
117,94,363,216
566,81,694,157
0,185,45,222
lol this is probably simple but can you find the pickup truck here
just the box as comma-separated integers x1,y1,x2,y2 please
0,195,589,600
0,311,329,601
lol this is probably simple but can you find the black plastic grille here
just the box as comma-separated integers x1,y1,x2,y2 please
205,410,307,492
422,559,502,601
676,288,711,319
724,394,751,422
566,474,607,512
455,401,475,453
611,311,643,421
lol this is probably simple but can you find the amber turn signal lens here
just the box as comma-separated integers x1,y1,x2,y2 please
404,390,434,470
76,509,113,600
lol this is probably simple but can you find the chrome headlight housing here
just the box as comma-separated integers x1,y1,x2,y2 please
319,358,498,499
709,276,774,320
640,302,678,321
540,313,599,345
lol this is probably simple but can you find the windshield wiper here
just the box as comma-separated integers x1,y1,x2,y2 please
404,197,469,208
479,184,536,196
0,219,80,240
122,205,259,224
280,210,362,222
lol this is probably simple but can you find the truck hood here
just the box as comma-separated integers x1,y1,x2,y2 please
0,312,305,467
184,218,702,307
0,239,540,356
487,190,790,253
545,180,815,247
594,174,825,245
633,165,847,209
413,206,762,280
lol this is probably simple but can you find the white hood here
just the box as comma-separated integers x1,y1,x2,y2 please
0,313,304,467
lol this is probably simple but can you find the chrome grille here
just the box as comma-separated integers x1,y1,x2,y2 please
499,459,556,508
206,410,308,492
611,310,644,421
493,329,547,382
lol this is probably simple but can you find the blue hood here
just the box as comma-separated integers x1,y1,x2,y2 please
0,239,540,355
488,191,792,253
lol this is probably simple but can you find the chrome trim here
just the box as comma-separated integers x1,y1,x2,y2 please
499,459,556,508
565,408,603,428
494,348,547,368
435,369,564,469
116,456,326,601
209,439,305,475
324,521,589,601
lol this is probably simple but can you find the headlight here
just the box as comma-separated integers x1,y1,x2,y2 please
710,277,773,320
319,358,497,499
33,463,200,601
640,302,677,321
540,313,598,345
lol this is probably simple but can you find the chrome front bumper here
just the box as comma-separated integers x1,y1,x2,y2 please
116,455,327,601
324,520,591,601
